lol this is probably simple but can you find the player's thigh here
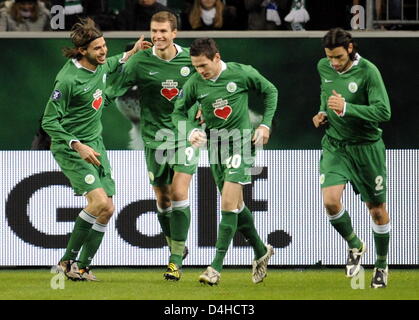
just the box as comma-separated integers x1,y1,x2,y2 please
171,171,193,201
171,144,200,169
171,145,199,192
145,146,173,186
153,184,172,208
51,144,106,196
348,139,387,204
89,140,115,197
322,184,346,208
221,181,243,211
320,138,350,189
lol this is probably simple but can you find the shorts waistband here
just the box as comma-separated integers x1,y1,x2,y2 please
325,135,380,147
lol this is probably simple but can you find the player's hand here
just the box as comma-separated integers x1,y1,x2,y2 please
189,129,207,148
327,90,345,115
133,35,153,52
252,125,270,146
195,108,205,125
72,142,101,166
312,112,328,128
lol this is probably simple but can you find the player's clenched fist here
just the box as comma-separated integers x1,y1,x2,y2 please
312,112,328,128
189,129,207,148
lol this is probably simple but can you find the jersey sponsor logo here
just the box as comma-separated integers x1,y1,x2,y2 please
199,93,209,99
51,90,62,100
161,80,179,101
84,174,95,185
180,66,191,77
149,71,159,75
212,98,232,120
92,89,103,110
348,82,358,93
226,82,237,93
324,79,333,83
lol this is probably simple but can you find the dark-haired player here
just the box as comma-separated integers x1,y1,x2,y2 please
312,28,391,288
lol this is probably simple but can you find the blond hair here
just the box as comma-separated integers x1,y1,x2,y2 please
151,11,178,31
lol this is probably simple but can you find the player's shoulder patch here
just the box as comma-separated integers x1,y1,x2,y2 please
178,89,184,98
51,90,62,100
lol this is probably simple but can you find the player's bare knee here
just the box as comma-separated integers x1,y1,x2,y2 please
369,206,389,224
91,196,110,213
324,201,341,216
100,209,114,223
170,189,188,202
156,195,171,209
221,199,239,212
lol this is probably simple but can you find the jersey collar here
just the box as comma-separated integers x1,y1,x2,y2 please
209,60,227,82
336,53,361,75
152,43,183,62
72,58,97,73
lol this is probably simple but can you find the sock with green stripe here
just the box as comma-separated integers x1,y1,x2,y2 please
169,200,191,267
372,221,390,269
237,205,267,260
328,208,362,249
157,204,172,249
211,210,238,273
78,222,107,269
61,210,96,261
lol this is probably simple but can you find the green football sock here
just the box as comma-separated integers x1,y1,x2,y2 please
78,222,106,269
372,222,390,269
211,210,238,273
169,204,191,266
61,210,96,261
157,206,172,248
328,209,362,249
237,206,267,260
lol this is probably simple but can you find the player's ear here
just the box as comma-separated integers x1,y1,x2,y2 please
347,43,353,54
214,52,221,62
78,46,87,56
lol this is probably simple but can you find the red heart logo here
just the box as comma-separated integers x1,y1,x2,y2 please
161,88,179,101
214,106,232,120
92,96,103,110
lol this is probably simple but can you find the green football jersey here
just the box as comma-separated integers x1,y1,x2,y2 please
42,54,124,146
112,45,197,149
172,61,278,137
318,54,391,143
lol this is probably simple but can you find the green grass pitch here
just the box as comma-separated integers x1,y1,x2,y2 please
0,268,418,300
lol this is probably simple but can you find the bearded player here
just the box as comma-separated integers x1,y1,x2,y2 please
312,28,391,288
42,18,151,281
